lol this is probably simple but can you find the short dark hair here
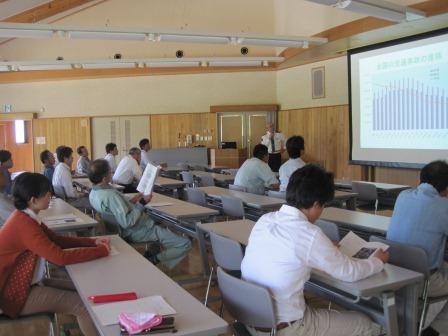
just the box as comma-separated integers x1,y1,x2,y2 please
286,136,304,159
40,150,52,164
139,138,150,149
420,160,448,193
12,172,52,210
253,144,268,160
77,146,86,155
0,150,12,164
88,159,110,184
56,146,73,163
105,143,117,154
286,164,335,209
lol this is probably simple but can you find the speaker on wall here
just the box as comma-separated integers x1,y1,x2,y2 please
311,66,325,99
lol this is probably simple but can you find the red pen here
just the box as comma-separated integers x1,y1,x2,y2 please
88,292,137,303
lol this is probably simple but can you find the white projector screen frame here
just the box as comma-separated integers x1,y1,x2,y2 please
349,28,448,169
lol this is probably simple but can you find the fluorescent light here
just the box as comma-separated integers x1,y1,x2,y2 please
0,28,53,39
145,61,200,68
0,65,9,72
82,62,136,69
18,64,72,71
238,38,307,48
306,0,425,22
159,34,230,44
68,31,146,41
208,60,262,67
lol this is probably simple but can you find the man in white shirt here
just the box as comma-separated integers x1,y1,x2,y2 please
261,122,286,172
113,147,142,193
241,164,389,336
104,143,118,173
76,145,91,175
234,144,279,195
139,138,151,170
279,135,306,192
52,146,90,209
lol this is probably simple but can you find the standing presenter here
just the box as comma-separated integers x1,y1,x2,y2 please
261,122,286,172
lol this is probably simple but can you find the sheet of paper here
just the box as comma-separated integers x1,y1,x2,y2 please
43,213,83,225
147,202,174,208
137,163,160,196
91,295,176,326
108,246,119,256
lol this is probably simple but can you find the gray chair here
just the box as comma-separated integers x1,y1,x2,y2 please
267,190,286,200
316,219,340,242
229,184,247,192
177,162,190,171
185,188,207,207
0,313,56,336
369,236,446,336
199,174,215,187
352,181,379,214
217,266,277,336
180,171,195,187
221,195,245,219
204,231,244,306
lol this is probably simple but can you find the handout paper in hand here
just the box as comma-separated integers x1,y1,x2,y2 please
137,163,161,196
339,231,389,260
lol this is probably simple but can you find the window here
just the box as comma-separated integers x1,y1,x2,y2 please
15,120,26,144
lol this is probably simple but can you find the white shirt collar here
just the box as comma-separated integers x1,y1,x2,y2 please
23,208,42,224
61,162,71,171
278,204,309,222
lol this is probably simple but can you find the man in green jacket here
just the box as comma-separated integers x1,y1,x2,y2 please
88,159,191,270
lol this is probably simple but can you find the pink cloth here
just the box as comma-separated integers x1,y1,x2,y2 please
118,312,162,335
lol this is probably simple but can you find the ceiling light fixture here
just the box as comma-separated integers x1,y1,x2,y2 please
0,23,327,48
306,0,426,22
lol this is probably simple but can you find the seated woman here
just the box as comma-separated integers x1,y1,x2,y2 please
0,172,110,336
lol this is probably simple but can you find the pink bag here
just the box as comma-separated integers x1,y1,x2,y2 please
118,312,163,335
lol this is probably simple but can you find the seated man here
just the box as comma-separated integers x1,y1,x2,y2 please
279,135,306,192
104,142,118,173
241,164,388,336
0,150,13,195
113,147,142,193
139,138,151,170
387,160,448,336
234,144,279,195
52,146,90,209
0,172,14,225
89,159,191,269
76,146,91,175
40,149,56,183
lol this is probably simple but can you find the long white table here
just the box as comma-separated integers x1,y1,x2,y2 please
197,220,423,336
72,178,125,192
335,180,411,192
191,170,234,186
66,235,228,336
39,198,98,233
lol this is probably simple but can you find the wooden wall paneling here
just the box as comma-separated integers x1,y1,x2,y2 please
150,113,217,149
0,120,34,173
32,117,91,173
374,167,420,187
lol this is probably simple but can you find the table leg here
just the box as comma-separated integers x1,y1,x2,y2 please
403,283,419,336
382,291,399,336
195,225,211,277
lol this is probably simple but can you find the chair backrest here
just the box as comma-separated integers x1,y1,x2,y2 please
101,212,123,235
53,185,67,200
352,181,378,202
210,231,244,271
185,188,207,207
369,236,430,278
180,171,194,185
229,184,247,192
221,195,245,218
267,190,286,200
217,267,276,329
316,219,340,242
199,174,215,187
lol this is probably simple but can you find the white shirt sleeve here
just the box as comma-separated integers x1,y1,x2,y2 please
305,230,384,283
132,160,143,182
259,162,279,187
261,134,270,147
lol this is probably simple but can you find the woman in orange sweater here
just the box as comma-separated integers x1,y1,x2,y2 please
0,172,110,336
